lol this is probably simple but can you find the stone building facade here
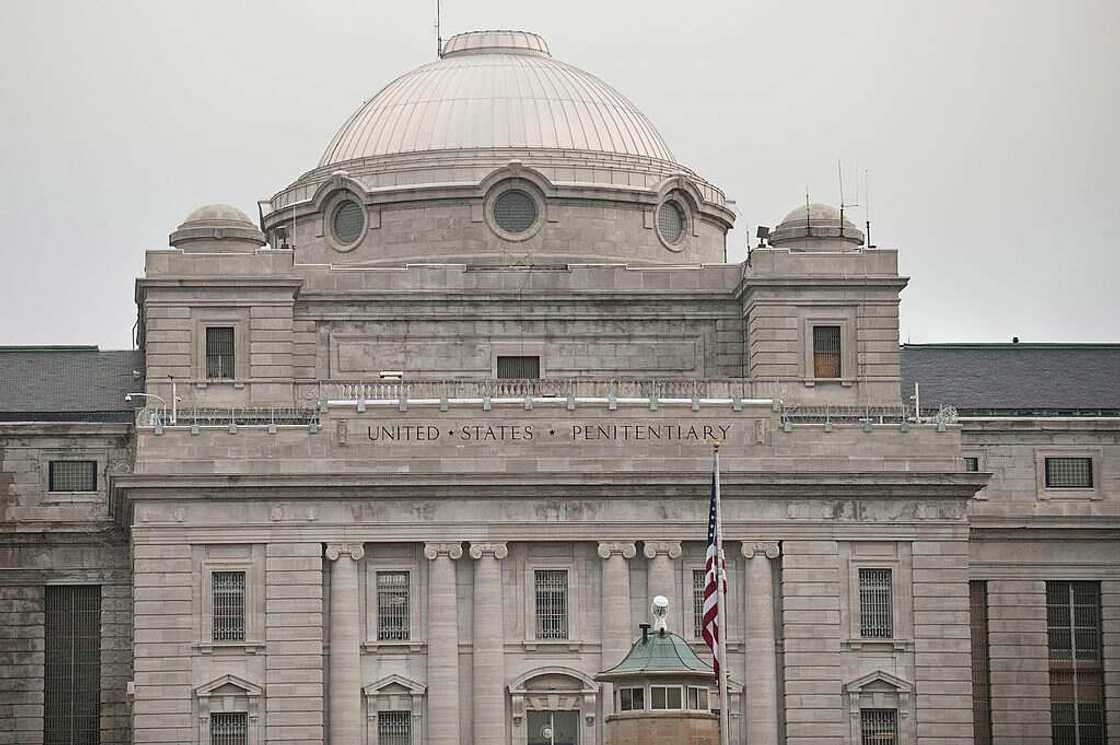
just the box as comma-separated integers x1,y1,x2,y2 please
1,28,1117,745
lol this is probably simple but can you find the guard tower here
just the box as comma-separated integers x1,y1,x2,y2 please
596,598,719,745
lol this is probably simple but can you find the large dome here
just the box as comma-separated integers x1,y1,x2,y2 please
319,30,674,165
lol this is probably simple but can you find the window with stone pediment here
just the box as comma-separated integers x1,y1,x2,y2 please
844,671,914,745
194,675,263,745
363,675,424,745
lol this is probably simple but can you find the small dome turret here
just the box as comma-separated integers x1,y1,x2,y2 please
169,203,266,252
769,202,864,250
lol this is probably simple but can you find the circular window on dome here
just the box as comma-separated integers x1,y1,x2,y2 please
657,200,685,246
493,190,538,235
331,199,365,246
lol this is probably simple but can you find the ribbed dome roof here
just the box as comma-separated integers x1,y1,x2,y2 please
319,30,675,166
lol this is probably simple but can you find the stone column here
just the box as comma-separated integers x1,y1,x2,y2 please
470,542,508,745
741,541,781,745
598,542,637,709
325,543,364,745
643,541,682,631
424,542,464,745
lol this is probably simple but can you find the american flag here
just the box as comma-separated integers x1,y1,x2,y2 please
701,468,727,678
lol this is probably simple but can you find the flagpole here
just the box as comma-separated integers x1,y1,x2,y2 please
713,440,732,745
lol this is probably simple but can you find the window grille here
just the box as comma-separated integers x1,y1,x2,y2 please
964,457,979,472
206,326,235,379
1045,457,1094,488
497,355,540,379
48,460,97,492
860,708,898,745
658,201,684,243
45,585,101,745
212,571,246,641
377,710,412,745
534,569,568,640
620,687,644,711
493,189,537,233
332,200,364,244
969,581,992,745
210,712,248,745
813,325,842,378
858,568,893,638
692,569,706,638
1047,581,1106,745
376,571,410,641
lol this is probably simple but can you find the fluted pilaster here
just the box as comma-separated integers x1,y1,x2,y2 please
470,542,508,745
424,542,463,745
325,543,364,745
742,541,781,745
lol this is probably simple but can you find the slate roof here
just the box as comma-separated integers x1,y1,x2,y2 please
0,347,144,422
901,344,1120,414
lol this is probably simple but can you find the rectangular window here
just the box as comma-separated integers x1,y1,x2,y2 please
859,568,893,638
45,585,101,745
210,712,247,745
206,326,235,379
497,355,540,380
687,686,709,710
813,325,842,378
1047,581,1106,745
212,571,246,641
1045,457,1094,489
970,581,992,745
376,571,410,641
692,569,706,638
377,711,412,745
860,708,898,745
619,687,644,711
650,685,683,710
534,570,568,639
48,460,97,492
964,457,979,472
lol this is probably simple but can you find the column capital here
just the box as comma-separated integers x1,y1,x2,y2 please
325,543,365,561
741,541,780,559
424,542,464,560
643,541,682,560
468,542,508,560
597,542,637,560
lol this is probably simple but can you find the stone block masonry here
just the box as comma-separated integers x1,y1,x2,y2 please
986,580,1050,745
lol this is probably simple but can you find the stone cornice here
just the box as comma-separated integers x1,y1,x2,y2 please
596,542,637,559
114,471,987,501
468,542,508,559
423,542,464,560
0,422,132,436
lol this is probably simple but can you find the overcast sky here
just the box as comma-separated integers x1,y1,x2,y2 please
1,0,1117,349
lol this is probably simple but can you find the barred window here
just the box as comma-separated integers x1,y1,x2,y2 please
210,712,247,745
658,200,684,244
377,710,412,745
497,355,540,380
859,568,893,638
534,569,568,640
970,581,992,745
332,200,365,244
1045,457,1094,489
620,687,644,711
813,325,842,378
692,569,706,638
48,460,97,492
45,585,101,745
376,571,410,641
964,457,979,472
493,189,537,233
1047,581,1105,745
206,326,235,379
860,708,897,745
212,571,246,641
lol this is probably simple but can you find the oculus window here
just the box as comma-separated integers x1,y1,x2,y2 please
332,200,365,245
493,189,537,234
658,200,685,244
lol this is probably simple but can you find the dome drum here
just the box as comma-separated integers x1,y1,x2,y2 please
170,204,267,252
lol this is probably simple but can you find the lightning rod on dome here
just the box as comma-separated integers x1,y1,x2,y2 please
435,0,443,58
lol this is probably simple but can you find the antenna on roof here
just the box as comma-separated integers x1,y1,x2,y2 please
864,169,876,248
838,160,859,240
435,0,444,58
